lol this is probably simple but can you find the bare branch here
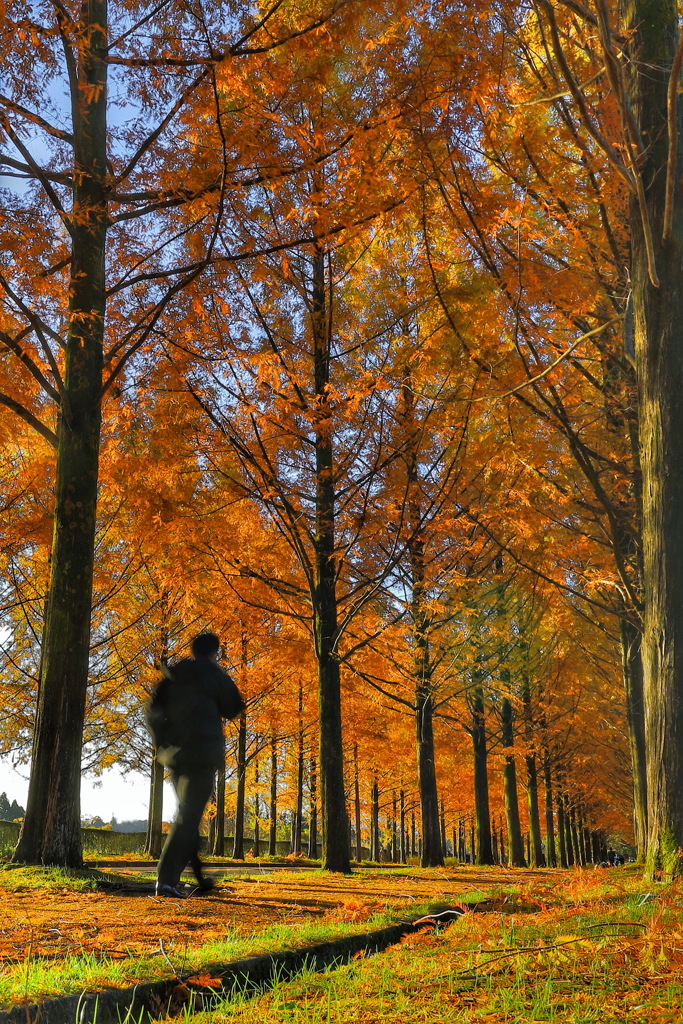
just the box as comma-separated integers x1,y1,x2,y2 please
0,393,58,448
113,69,212,185
0,115,71,230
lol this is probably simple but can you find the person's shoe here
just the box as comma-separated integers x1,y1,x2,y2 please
194,877,215,893
155,884,186,898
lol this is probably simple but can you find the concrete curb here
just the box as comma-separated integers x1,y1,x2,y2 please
0,908,469,1024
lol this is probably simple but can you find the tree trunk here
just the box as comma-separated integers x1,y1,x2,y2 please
371,777,380,861
311,246,349,873
501,695,526,867
498,814,506,865
213,764,225,856
269,731,277,856
621,0,683,878
292,685,304,855
620,615,648,861
521,674,543,866
14,0,107,868
253,758,260,857
415,687,443,866
232,712,247,859
403,363,443,868
568,802,580,866
471,678,494,865
399,790,406,863
543,750,557,867
307,752,318,859
353,745,362,862
145,752,164,860
556,790,568,868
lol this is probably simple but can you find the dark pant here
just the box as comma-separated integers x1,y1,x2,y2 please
157,766,215,888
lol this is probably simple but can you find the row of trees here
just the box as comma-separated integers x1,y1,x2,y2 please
0,0,678,873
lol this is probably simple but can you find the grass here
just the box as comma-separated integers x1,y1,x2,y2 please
3,864,682,1021
176,868,683,1024
0,883,442,1008
0,863,103,892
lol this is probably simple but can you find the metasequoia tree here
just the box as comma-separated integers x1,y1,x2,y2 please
490,0,683,875
0,0,363,866
420,36,644,853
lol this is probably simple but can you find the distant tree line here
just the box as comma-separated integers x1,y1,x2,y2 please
0,793,25,821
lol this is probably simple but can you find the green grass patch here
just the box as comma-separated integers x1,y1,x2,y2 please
176,874,682,1024
0,897,443,1009
0,864,102,892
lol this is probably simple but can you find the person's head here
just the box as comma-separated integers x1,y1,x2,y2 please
191,632,221,660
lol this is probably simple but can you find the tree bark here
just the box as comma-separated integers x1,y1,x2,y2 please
292,684,304,855
269,731,277,856
14,0,108,868
620,615,648,861
556,789,568,868
471,677,494,865
398,360,443,868
145,752,164,860
353,745,362,862
520,674,543,866
501,695,526,867
543,751,556,867
232,712,247,859
253,758,260,857
307,752,318,859
311,246,350,873
620,0,683,878
213,764,225,856
370,777,380,861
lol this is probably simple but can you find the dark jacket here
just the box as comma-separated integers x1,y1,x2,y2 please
147,656,245,771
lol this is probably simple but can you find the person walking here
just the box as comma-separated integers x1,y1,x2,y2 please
147,631,245,897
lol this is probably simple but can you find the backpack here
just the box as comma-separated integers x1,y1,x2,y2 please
146,666,172,750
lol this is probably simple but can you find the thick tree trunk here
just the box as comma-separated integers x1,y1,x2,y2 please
471,679,494,865
501,696,526,867
312,247,350,873
415,686,443,866
232,712,247,859
621,0,683,878
14,0,107,868
145,753,164,860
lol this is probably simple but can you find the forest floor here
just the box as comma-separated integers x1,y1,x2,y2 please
0,861,681,1021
